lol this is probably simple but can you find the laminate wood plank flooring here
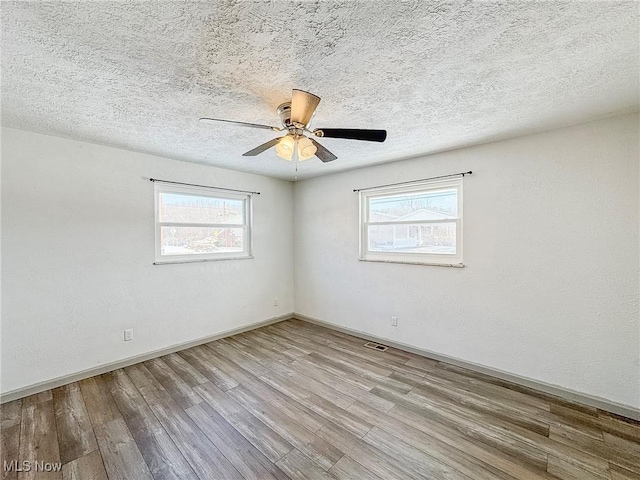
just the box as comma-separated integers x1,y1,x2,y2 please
61,450,108,480
51,383,98,465
2,319,639,479
2,400,22,480
18,392,61,480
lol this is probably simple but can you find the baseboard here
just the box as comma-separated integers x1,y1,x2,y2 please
0,313,294,404
294,312,640,421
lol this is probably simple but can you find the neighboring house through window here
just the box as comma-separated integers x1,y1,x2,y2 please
359,178,463,266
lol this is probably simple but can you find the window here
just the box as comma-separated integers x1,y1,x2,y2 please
154,183,252,263
359,178,463,266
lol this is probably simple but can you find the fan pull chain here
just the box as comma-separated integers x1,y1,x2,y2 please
294,160,298,181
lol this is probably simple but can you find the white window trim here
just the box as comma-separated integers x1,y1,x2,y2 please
359,178,464,267
154,182,253,265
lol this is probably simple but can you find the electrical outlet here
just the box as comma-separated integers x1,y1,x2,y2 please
391,316,398,327
273,298,278,307
124,329,133,341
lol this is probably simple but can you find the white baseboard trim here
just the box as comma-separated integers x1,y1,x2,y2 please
294,312,640,422
0,313,294,404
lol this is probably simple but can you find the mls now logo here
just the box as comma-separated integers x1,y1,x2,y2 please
4,461,62,472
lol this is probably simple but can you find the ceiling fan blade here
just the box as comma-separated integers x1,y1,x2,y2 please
242,137,283,157
290,89,321,127
314,128,387,142
310,138,337,163
199,117,278,131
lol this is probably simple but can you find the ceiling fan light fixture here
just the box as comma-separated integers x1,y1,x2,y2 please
275,135,295,161
202,88,387,163
297,136,317,161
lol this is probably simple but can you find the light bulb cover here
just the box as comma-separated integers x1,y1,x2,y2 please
275,135,295,161
297,136,317,161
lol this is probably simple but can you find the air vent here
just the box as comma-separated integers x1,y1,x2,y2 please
364,341,388,352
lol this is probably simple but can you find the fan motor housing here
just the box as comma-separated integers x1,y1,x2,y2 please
277,102,292,128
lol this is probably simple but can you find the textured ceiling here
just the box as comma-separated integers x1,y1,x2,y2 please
2,1,639,180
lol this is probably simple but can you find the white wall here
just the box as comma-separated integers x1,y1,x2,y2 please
293,113,640,409
1,128,294,394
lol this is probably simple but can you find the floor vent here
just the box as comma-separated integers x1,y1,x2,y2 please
364,341,389,352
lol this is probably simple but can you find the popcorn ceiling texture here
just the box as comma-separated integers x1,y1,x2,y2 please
2,1,638,180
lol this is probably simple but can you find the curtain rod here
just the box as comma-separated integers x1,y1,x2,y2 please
353,171,472,193
149,178,260,195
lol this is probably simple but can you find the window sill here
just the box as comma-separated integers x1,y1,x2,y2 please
154,255,254,265
358,258,464,268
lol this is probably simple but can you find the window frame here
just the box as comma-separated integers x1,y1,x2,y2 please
358,178,463,267
154,182,253,264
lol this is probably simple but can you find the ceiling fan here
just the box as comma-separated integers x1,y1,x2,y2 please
199,89,387,163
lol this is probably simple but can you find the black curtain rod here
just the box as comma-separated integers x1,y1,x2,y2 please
353,171,472,192
149,178,260,195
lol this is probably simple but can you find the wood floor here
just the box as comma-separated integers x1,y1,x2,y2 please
2,319,639,480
